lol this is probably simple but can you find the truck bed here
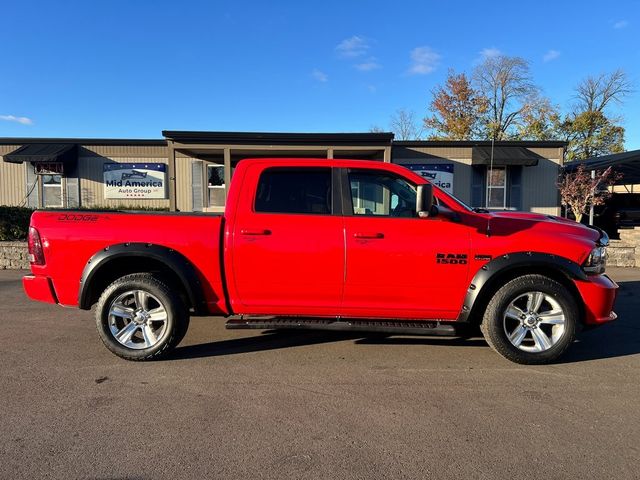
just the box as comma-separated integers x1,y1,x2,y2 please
29,210,228,314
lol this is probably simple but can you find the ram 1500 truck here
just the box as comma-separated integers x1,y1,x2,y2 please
22,159,618,364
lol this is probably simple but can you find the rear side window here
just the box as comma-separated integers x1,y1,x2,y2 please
255,168,332,215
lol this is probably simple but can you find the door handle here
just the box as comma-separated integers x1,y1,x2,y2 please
240,229,271,236
353,232,384,239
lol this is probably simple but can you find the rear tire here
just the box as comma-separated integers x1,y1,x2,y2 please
95,273,189,361
481,274,578,364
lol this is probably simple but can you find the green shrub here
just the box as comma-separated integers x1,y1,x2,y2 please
0,206,34,241
0,205,171,241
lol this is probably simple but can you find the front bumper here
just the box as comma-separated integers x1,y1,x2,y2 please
23,275,58,304
574,274,618,325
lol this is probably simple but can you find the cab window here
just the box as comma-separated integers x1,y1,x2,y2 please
255,168,332,215
348,170,417,217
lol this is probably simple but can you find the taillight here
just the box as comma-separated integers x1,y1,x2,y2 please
28,226,45,265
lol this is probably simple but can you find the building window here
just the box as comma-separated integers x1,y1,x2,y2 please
207,164,225,208
41,174,63,207
486,167,506,209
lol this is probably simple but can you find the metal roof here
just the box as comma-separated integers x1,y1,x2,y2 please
0,137,166,146
563,149,640,185
162,130,395,146
393,140,567,148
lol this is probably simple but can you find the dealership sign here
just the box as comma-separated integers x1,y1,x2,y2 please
103,163,167,199
404,163,454,194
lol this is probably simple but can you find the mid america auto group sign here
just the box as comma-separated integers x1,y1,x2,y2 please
103,163,167,199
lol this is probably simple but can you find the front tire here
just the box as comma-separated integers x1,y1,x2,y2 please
95,273,189,361
481,274,578,364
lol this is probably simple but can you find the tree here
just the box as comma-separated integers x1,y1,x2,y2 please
557,164,621,223
368,125,385,133
561,70,632,160
390,108,422,140
473,55,537,140
516,95,562,141
424,70,487,140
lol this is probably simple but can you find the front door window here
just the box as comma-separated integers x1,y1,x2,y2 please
348,170,417,217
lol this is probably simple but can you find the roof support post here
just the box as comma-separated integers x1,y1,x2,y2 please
224,147,231,199
327,148,333,159
383,146,391,163
168,142,177,211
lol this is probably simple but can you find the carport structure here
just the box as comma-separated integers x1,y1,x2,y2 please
163,131,394,212
564,149,640,224
564,149,640,185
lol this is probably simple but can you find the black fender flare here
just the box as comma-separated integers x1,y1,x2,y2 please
457,251,587,322
78,243,206,313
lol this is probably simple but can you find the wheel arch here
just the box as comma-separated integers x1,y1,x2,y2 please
459,252,586,325
79,243,207,314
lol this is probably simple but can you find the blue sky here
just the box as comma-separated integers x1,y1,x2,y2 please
1,0,639,149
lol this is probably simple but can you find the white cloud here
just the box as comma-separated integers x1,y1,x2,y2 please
479,47,502,59
0,115,33,125
336,35,370,58
614,20,629,29
311,69,328,82
408,46,441,75
543,49,561,62
355,58,381,71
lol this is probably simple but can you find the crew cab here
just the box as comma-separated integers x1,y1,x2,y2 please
23,159,618,364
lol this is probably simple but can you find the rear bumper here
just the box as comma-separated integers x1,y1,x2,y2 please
574,274,618,325
23,275,58,304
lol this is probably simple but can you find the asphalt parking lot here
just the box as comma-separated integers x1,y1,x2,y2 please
1,268,639,480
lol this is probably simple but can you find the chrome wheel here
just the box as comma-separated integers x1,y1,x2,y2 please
503,291,566,353
108,290,168,350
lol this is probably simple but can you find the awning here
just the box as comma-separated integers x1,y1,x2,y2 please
563,149,640,185
3,143,77,166
472,146,543,166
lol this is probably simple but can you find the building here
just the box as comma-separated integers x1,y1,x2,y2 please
0,132,565,215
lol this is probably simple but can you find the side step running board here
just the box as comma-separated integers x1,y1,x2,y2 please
225,317,458,337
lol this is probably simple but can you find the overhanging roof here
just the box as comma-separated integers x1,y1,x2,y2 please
563,149,640,185
3,143,77,165
0,137,166,146
163,130,395,146
471,146,544,166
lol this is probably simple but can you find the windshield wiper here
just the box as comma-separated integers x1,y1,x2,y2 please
472,207,490,213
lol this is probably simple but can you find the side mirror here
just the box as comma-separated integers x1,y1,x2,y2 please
416,184,434,218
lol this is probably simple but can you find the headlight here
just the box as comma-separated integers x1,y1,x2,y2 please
583,246,607,274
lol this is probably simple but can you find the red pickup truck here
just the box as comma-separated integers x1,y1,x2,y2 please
23,158,618,364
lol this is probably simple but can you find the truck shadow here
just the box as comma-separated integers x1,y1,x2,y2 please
168,279,640,363
167,330,487,360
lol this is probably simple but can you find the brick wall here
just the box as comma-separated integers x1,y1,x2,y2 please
0,242,29,269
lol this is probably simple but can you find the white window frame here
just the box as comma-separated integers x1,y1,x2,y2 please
486,166,506,210
206,164,225,209
40,173,64,208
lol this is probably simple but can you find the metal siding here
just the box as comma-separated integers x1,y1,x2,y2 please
78,156,170,209
80,145,168,158
0,151,27,206
521,149,562,215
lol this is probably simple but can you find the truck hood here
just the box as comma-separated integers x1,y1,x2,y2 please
487,211,603,244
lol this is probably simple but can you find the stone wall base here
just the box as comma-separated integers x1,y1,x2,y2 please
0,242,29,270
